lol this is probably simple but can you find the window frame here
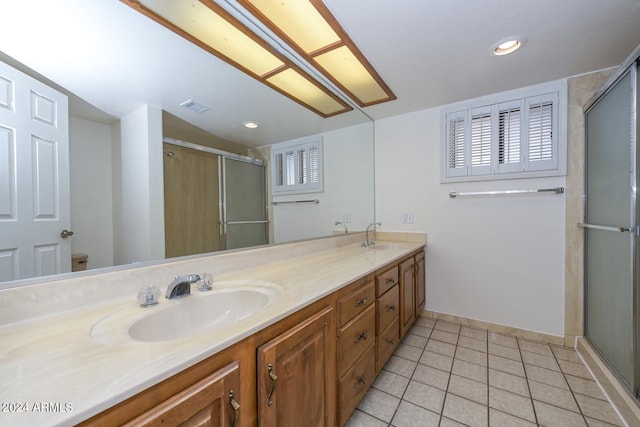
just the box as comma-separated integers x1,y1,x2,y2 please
271,137,324,194
441,81,566,183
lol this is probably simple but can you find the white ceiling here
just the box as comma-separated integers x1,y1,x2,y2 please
1,0,639,147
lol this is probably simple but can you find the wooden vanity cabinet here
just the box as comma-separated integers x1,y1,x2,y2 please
414,250,426,315
256,306,335,427
399,250,426,338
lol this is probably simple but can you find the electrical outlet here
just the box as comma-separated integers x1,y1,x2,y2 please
401,212,414,224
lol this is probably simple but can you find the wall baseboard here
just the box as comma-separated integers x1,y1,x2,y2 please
577,337,639,427
423,310,566,346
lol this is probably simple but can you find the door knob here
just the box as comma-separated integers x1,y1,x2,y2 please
60,229,74,238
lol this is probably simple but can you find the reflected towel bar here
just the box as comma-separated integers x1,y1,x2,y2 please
449,187,564,198
272,199,320,205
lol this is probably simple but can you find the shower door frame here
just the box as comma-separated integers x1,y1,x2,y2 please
583,51,639,397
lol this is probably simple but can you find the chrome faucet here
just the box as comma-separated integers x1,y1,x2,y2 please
362,222,382,247
166,274,201,299
335,221,348,234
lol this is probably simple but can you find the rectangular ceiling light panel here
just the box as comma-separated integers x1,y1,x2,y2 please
121,0,352,117
239,0,396,107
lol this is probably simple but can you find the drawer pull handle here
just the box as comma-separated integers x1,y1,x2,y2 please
386,304,396,312
355,331,368,343
354,298,368,308
355,376,367,388
229,390,240,427
386,278,395,285
267,364,278,406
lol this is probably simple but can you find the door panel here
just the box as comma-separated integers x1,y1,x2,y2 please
585,70,634,386
0,60,70,282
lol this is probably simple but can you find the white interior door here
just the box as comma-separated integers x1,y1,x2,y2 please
0,60,70,283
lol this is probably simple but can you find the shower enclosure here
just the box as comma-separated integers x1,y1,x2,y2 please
584,47,639,398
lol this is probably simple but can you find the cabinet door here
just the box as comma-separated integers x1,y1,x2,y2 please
257,306,336,427
123,361,241,427
399,258,415,338
414,251,426,315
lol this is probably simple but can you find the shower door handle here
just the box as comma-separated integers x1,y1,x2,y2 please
578,223,632,233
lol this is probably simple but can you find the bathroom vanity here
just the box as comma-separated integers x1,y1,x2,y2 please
0,233,425,426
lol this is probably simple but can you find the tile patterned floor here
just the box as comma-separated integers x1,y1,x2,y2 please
346,317,625,427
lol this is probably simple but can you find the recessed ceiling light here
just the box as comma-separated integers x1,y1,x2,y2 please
491,36,527,56
243,121,259,129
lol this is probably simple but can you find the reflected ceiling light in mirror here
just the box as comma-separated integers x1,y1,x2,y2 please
237,0,396,107
243,121,259,128
121,0,352,117
491,36,527,56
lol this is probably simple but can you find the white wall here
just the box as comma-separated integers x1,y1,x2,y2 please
116,104,165,265
375,86,566,337
69,116,114,269
273,122,375,243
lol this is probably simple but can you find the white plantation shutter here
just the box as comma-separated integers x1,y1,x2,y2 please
446,110,467,177
526,93,558,171
272,138,323,193
470,107,492,175
441,89,563,181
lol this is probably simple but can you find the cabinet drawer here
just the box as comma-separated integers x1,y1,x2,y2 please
376,265,399,296
377,284,399,332
376,316,400,373
337,279,374,327
338,346,376,426
337,304,375,377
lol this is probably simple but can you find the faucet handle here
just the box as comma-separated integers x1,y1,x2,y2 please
198,273,213,292
138,285,161,307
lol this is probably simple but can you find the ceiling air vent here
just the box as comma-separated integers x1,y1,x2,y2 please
179,99,210,113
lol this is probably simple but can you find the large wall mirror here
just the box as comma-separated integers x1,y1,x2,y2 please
0,1,374,288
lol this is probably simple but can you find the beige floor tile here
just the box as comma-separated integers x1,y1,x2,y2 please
415,317,436,329
488,342,521,361
391,400,440,427
456,346,488,367
394,343,423,362
518,338,553,356
448,374,487,405
585,416,623,427
426,338,456,357
384,355,417,378
488,368,530,397
488,354,525,377
574,393,623,426
551,345,582,363
488,332,518,348
412,364,450,391
409,325,432,338
458,336,488,353
443,394,488,427
431,329,459,345
404,380,446,414
372,369,410,398
489,386,536,423
420,350,453,372
344,409,387,427
558,359,594,380
529,380,580,412
357,387,400,423
489,408,537,427
533,400,587,427
521,350,560,372
452,358,487,384
439,416,468,426
435,320,461,335
403,333,428,349
460,327,487,342
524,364,568,389
565,374,606,401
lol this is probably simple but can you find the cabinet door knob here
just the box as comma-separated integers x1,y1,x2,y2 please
354,331,368,343
267,364,278,406
229,390,240,427
355,376,367,388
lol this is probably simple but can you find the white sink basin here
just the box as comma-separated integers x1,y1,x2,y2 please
90,281,282,344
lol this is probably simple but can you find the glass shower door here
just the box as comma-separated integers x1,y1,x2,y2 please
221,157,268,250
584,69,635,389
